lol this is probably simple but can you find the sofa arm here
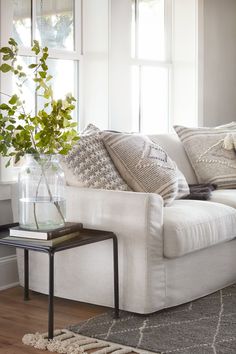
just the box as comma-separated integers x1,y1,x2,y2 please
66,187,165,312
66,187,163,242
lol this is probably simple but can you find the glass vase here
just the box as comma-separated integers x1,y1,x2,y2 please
19,154,66,230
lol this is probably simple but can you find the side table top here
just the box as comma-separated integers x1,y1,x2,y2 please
0,223,116,253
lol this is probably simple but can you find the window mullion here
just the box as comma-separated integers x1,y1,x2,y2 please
164,0,172,62
135,0,139,59
31,0,36,44
138,65,142,132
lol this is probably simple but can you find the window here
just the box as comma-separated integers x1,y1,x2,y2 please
131,0,172,133
129,0,198,133
0,0,81,181
1,0,80,121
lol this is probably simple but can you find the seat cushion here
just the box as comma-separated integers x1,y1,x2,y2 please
210,189,236,209
164,200,236,258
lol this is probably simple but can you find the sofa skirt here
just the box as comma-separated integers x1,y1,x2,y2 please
16,238,236,314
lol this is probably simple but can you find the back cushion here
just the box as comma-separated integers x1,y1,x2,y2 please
149,134,198,184
174,124,236,188
102,131,189,206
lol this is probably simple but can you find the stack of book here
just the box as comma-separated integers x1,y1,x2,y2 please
6,222,83,246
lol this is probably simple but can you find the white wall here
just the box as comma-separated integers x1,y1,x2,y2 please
203,0,236,127
81,0,109,130
172,0,198,127
109,0,133,132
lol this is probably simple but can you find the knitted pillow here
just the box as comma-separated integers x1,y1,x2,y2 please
174,123,236,188
62,124,130,191
101,131,189,205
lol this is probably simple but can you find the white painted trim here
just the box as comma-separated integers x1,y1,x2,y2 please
0,281,19,291
0,255,16,265
0,255,19,291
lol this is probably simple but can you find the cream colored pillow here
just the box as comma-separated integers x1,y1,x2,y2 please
63,124,130,191
102,131,189,205
174,123,236,188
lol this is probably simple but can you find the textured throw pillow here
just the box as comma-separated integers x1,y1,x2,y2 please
62,124,130,191
174,123,236,188
101,131,189,205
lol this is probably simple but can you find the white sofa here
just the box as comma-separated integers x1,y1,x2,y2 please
11,134,236,314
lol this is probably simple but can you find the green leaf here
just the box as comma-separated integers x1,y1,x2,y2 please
9,94,18,105
39,71,46,78
41,63,48,71
2,54,10,61
0,47,12,54
6,125,15,131
8,38,17,46
0,103,10,110
0,63,12,72
32,40,40,55
28,63,38,69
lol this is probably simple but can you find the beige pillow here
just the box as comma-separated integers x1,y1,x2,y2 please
174,123,236,188
63,124,130,191
102,131,189,205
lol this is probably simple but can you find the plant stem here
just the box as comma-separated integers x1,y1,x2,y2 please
33,202,39,229
33,171,43,229
39,157,65,225
42,168,66,224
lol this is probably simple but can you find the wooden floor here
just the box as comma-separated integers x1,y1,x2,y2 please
0,286,106,354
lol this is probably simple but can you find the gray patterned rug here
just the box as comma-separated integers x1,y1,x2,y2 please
69,284,236,354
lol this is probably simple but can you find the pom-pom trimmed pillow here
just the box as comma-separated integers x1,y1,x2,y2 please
174,123,236,189
101,131,189,205
62,124,130,191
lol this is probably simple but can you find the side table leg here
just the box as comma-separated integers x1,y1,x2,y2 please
24,249,29,301
113,236,119,318
48,251,54,339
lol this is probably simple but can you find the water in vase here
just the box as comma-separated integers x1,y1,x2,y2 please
19,196,66,230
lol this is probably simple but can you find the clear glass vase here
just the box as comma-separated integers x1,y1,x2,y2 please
19,154,66,230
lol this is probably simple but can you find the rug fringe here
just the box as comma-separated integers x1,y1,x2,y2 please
22,329,155,354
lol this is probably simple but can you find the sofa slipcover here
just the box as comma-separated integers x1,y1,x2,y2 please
11,133,236,314
210,189,236,209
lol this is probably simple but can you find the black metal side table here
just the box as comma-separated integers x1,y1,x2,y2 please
0,223,119,339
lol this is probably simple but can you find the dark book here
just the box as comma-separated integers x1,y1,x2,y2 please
4,230,81,246
9,222,83,240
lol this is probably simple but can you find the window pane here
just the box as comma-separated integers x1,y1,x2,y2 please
138,0,165,60
36,0,74,50
37,59,78,119
140,66,169,133
13,0,31,47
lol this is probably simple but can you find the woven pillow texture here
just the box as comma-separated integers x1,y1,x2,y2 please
63,124,130,191
174,123,236,189
101,131,189,205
